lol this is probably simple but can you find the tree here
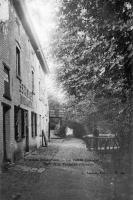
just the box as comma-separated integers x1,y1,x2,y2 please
50,0,133,147
51,0,133,101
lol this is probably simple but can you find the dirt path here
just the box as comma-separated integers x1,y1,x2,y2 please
1,137,130,200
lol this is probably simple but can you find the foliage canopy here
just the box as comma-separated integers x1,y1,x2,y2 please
50,0,133,145
52,0,133,101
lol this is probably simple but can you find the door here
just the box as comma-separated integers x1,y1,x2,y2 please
3,104,10,162
24,110,29,152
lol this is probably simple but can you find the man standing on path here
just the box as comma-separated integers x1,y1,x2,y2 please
42,129,48,147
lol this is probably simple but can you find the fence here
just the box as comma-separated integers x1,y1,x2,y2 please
84,135,120,152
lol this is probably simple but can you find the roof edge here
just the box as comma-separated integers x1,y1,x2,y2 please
12,0,49,74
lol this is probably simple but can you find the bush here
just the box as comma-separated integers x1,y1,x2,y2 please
67,120,87,138
55,125,66,138
55,120,87,138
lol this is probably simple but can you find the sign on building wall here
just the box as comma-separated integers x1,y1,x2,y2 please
20,83,33,108
0,0,9,22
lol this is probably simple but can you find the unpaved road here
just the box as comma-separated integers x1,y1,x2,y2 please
0,137,132,200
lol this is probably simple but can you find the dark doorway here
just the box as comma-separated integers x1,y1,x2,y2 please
24,110,29,152
14,106,29,152
3,104,11,162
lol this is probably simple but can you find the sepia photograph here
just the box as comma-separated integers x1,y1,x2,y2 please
0,0,133,199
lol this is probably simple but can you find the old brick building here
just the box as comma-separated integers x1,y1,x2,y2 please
0,0,49,166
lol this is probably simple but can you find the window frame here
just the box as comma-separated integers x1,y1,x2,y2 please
32,70,35,94
16,44,21,79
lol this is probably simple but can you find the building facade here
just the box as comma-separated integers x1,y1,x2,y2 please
0,0,49,166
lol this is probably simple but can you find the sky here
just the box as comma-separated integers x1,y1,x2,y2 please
26,0,68,103
26,0,58,47
0,0,9,22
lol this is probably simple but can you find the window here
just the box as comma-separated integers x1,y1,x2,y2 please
3,64,11,100
32,70,35,93
16,46,21,77
31,112,37,137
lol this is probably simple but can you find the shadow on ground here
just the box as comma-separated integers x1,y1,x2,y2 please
1,137,133,200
